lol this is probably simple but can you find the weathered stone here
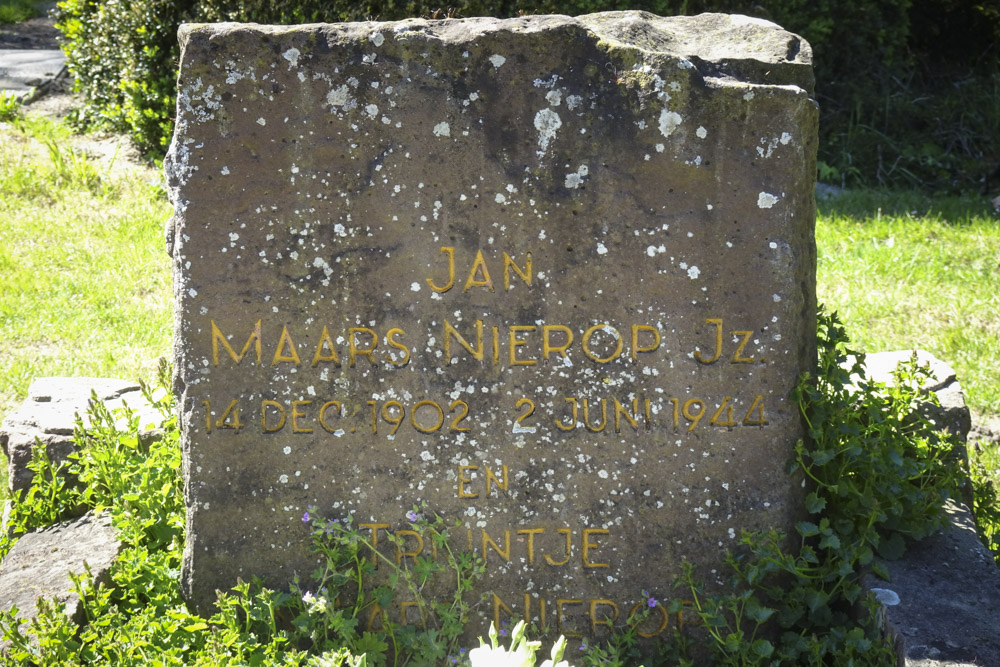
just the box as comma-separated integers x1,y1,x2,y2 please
0,377,146,495
166,11,817,640
0,512,122,625
865,500,1000,667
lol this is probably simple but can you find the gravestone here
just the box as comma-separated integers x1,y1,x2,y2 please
166,11,817,641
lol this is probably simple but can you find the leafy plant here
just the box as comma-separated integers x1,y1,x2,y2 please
674,309,963,666
0,92,23,122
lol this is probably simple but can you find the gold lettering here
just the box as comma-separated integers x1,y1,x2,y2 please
582,398,607,432
542,325,573,361
493,593,515,632
367,603,385,632
556,599,583,638
400,600,422,626
694,318,723,364
555,397,578,431
589,599,619,634
582,324,623,363
508,325,537,366
613,397,639,432
290,400,313,433
463,249,495,292
211,319,261,365
426,246,455,293
629,602,669,637
631,324,661,360
485,464,509,495
359,522,390,567
730,330,755,363
545,528,572,566
517,528,544,565
394,529,424,566
502,251,532,290
318,401,342,432
311,325,341,366
582,528,609,568
386,327,410,366
482,529,511,563
457,465,478,498
443,319,484,362
271,326,301,365
348,328,378,367
261,400,286,433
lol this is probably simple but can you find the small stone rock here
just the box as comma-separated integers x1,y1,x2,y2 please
0,512,122,626
0,377,158,496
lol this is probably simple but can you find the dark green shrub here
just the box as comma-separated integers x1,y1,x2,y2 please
57,0,1000,189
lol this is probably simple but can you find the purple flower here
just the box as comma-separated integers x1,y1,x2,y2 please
302,511,310,523
648,597,658,608
406,510,419,522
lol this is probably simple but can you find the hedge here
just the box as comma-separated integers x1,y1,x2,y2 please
56,0,999,192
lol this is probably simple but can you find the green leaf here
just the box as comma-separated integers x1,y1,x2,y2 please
878,533,906,560
751,638,774,658
796,521,820,537
805,492,827,514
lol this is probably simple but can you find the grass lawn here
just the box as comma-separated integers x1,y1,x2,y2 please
0,113,173,422
816,190,1000,417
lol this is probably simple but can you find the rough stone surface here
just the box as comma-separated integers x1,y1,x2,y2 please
166,11,818,639
0,512,122,625
865,500,1000,667
0,377,152,495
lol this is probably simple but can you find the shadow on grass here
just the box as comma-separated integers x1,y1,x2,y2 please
818,188,997,225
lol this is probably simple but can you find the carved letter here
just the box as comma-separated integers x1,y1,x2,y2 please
582,528,610,568
542,325,573,361
443,319,484,362
291,400,313,433
694,318,723,364
485,464,509,495
311,325,341,366
482,529,511,564
503,251,532,290
589,599,620,634
272,326,301,365
582,324,623,363
544,528,572,566
631,324,661,360
386,327,411,366
464,249,495,292
508,325,537,366
517,528,544,565
348,328,378,367
211,319,261,365
426,246,455,293
457,465,478,498
260,400,286,433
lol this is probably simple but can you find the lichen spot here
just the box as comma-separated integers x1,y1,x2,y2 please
696,126,708,139
564,164,588,189
687,265,701,279
282,48,300,67
433,122,451,137
489,54,506,69
534,108,562,153
757,192,780,208
370,31,385,47
659,110,682,139
780,132,792,145
327,85,350,107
